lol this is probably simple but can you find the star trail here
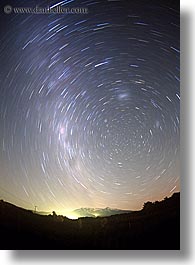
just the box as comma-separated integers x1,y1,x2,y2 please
0,0,180,215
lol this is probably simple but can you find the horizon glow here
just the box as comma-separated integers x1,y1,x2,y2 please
0,0,180,214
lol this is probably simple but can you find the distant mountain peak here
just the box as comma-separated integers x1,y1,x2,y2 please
72,207,132,218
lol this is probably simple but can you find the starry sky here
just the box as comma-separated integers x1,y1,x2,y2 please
0,0,180,215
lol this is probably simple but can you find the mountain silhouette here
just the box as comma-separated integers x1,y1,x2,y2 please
0,192,180,249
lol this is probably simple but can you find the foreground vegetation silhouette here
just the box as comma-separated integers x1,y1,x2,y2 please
0,192,180,249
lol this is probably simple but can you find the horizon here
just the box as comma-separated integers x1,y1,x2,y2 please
0,191,180,219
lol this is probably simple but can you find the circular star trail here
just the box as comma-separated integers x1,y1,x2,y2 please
0,0,180,214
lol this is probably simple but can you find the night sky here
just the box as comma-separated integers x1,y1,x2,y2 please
0,0,180,216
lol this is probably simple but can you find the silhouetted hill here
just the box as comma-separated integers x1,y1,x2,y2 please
0,193,180,250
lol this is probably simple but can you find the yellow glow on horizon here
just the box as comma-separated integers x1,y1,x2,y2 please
56,210,80,220
94,213,99,217
65,214,79,220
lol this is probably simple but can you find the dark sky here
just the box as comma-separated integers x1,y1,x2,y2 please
0,0,180,216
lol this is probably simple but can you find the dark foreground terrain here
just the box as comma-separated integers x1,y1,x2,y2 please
0,193,180,250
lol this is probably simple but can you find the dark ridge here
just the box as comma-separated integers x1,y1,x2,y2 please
0,192,180,250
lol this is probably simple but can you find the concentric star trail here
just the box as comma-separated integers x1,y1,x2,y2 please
0,0,180,214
